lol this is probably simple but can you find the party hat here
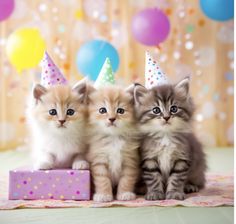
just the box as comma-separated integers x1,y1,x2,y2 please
94,58,115,88
41,52,68,87
145,51,168,89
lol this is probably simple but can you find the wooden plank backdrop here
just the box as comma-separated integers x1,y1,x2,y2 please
0,0,234,150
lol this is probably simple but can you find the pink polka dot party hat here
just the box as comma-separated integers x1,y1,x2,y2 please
145,51,168,89
40,51,68,87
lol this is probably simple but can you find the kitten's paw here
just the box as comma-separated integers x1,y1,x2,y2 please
34,161,54,170
145,191,165,200
184,184,199,193
72,160,89,170
166,191,185,200
117,192,136,201
93,194,113,202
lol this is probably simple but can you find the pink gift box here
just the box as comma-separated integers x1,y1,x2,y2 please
9,168,90,200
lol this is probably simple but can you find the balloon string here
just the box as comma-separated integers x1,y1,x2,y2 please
156,45,161,51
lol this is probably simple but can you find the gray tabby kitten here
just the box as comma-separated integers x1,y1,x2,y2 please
134,77,206,200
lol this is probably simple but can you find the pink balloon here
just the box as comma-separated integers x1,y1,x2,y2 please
0,0,14,22
131,8,170,46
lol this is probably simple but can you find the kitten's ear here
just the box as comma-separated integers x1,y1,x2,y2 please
125,84,136,104
33,84,47,100
72,78,87,103
133,83,148,104
72,78,95,103
174,77,190,98
125,83,135,95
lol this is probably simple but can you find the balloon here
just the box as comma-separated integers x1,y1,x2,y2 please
6,28,46,72
76,40,119,81
131,8,170,46
0,0,14,22
199,0,234,22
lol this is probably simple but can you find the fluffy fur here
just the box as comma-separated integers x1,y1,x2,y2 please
27,80,89,170
134,77,206,200
86,86,140,202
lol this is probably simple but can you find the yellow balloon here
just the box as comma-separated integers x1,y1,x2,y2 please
6,28,46,72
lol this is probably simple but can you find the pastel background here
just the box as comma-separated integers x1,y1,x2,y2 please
0,0,234,150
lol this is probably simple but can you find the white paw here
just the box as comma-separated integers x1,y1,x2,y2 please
72,160,89,170
34,161,54,170
117,192,136,201
93,193,113,202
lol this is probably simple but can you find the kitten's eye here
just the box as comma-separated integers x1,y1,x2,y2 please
117,108,125,114
67,109,75,116
99,107,107,114
170,105,178,114
152,107,161,114
49,109,57,116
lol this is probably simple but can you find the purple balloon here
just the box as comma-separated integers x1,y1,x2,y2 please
131,8,170,46
0,0,14,22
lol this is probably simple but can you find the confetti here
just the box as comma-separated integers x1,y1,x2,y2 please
186,24,195,33
75,9,84,19
198,19,205,27
185,41,194,50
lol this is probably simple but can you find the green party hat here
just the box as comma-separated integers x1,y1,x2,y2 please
94,58,115,88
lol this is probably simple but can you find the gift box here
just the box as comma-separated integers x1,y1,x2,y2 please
9,168,90,200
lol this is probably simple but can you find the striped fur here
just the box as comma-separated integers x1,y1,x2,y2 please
134,78,206,200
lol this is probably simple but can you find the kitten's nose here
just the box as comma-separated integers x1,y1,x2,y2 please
109,118,116,123
59,120,66,125
163,116,170,122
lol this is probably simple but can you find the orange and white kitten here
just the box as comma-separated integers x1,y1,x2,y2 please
28,80,89,170
87,86,140,202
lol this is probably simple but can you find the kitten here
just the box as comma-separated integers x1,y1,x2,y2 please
134,77,206,200
86,86,140,202
27,79,89,170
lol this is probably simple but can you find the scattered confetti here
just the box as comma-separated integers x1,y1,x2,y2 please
75,9,84,20
173,51,181,60
186,24,195,33
198,19,205,27
225,72,234,81
38,3,47,12
185,41,194,50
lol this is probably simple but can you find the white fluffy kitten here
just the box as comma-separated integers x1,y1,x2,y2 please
27,80,89,170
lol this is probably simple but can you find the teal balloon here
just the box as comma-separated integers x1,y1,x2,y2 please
200,0,234,22
76,40,119,81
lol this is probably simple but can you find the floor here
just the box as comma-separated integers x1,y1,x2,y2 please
0,147,234,224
